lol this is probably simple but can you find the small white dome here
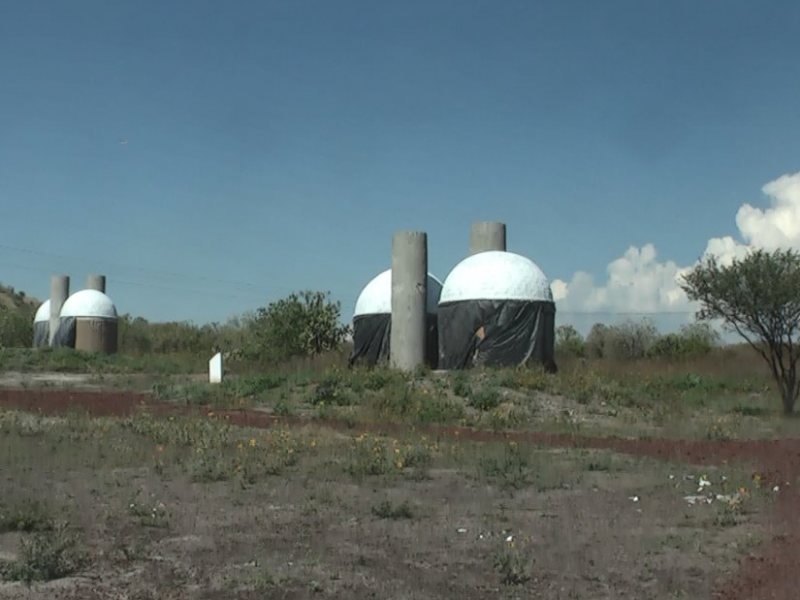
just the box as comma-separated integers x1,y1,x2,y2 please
354,269,443,317
60,290,118,319
34,299,50,323
440,251,553,303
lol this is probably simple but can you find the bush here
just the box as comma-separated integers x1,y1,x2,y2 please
246,291,351,363
0,523,85,584
585,323,611,358
0,307,34,349
468,387,502,411
555,325,585,357
647,323,720,360
371,500,414,520
607,319,659,360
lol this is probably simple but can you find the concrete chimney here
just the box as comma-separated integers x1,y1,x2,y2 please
469,221,507,255
390,231,428,371
49,275,70,346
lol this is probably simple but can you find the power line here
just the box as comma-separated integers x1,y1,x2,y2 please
0,245,702,318
0,260,285,302
0,243,298,293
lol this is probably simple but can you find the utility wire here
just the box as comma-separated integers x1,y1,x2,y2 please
0,243,299,294
0,260,289,302
1,246,699,317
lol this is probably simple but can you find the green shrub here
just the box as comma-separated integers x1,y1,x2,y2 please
450,371,472,397
371,500,414,520
0,524,85,584
468,387,502,411
0,500,55,533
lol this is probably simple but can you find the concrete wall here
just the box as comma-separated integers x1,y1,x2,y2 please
75,319,118,354
390,231,428,371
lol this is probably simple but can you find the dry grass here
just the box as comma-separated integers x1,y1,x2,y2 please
0,409,775,599
559,343,771,381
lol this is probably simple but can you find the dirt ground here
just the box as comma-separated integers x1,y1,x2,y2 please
1,389,799,599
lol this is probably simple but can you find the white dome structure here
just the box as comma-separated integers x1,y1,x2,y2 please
350,269,444,368
32,300,51,348
34,299,51,323
55,289,118,354
438,251,557,372
354,269,443,317
60,290,117,319
440,251,553,303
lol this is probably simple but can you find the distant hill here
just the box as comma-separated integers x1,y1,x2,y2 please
0,283,40,313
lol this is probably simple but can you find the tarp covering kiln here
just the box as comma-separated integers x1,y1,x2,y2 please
33,300,50,348
349,269,443,368
438,251,557,371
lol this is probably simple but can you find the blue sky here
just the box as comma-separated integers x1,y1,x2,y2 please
2,0,800,335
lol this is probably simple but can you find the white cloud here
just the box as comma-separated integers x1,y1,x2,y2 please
552,170,800,324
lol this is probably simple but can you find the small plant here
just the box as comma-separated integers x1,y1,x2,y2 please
273,393,293,416
731,404,768,417
0,500,55,533
479,442,531,491
0,523,85,584
450,371,472,397
363,368,399,391
235,373,285,397
345,433,390,478
310,369,353,406
127,494,171,529
371,500,414,520
705,419,736,441
468,387,501,411
370,379,465,425
714,492,749,527
487,402,530,431
512,366,553,392
492,539,531,585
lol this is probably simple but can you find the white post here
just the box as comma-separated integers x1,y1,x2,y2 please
209,352,224,384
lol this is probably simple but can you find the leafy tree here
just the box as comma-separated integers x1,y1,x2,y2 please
679,321,721,352
608,318,658,360
585,323,610,358
0,305,34,348
681,248,800,415
248,291,351,363
555,324,585,357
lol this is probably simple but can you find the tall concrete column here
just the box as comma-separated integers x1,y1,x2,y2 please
469,221,507,254
390,231,428,371
86,274,106,293
49,275,70,346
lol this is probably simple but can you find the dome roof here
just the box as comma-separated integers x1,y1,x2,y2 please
354,269,443,317
59,290,118,319
34,299,50,323
440,251,553,303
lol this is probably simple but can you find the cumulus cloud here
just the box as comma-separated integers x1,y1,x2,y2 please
552,170,800,321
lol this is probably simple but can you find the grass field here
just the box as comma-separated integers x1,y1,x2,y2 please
0,408,775,600
0,346,797,599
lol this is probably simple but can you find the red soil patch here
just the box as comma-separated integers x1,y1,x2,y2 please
1,388,799,599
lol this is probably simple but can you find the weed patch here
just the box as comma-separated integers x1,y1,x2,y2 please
0,523,85,584
371,500,414,520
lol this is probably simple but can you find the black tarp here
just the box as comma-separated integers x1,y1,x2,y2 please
51,316,77,348
437,299,556,372
33,322,49,348
348,313,440,369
